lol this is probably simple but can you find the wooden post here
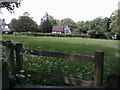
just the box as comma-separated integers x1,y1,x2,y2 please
15,43,23,85
2,61,9,89
6,40,11,46
6,42,15,75
107,74,120,88
93,50,104,87
6,40,11,43
9,75,17,88
0,60,2,90
15,43,23,72
2,41,12,89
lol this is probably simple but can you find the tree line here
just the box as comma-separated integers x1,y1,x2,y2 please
9,10,119,39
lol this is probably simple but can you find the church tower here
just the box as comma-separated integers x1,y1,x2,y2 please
41,12,50,24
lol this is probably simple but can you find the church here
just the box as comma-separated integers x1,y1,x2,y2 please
41,12,72,34
41,12,50,24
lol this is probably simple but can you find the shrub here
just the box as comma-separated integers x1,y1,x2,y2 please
13,32,87,38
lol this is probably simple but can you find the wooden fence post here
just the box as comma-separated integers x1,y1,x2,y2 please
2,41,12,89
6,40,11,43
2,61,9,89
15,43,23,72
15,43,23,85
93,50,104,87
0,60,2,90
6,40,11,46
107,74,120,88
6,42,15,75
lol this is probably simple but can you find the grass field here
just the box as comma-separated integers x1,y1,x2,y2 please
2,35,119,86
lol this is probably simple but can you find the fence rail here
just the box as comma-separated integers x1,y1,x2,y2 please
1,40,119,89
25,70,93,86
22,49,95,62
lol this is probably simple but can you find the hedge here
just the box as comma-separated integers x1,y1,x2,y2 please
13,32,87,38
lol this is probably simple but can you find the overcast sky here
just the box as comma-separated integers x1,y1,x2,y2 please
0,0,119,24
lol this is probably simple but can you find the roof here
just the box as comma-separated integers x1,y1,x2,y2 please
52,26,64,32
2,28,11,31
43,12,50,20
43,12,49,18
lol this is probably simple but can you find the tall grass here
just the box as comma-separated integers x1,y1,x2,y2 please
2,35,119,86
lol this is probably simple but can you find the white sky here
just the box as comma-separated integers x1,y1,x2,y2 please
0,0,119,24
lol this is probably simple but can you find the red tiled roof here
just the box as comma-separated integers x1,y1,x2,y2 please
52,26,64,32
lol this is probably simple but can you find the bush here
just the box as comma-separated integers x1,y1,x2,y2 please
13,32,87,38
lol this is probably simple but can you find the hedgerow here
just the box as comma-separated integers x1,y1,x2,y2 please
13,32,87,38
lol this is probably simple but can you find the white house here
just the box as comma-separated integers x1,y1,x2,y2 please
64,25,72,34
52,25,72,34
0,19,11,32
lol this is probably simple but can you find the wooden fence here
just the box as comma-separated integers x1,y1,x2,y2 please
1,40,120,89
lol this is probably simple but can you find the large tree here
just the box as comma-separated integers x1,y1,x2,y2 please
86,17,110,39
9,18,18,30
49,16,60,26
60,18,77,31
9,16,38,32
76,21,90,34
109,9,120,36
40,18,52,33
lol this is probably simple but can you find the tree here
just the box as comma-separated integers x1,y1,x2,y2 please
9,18,18,31
49,16,60,26
60,18,77,31
0,1,21,13
76,21,90,34
109,9,120,36
86,17,108,39
40,18,52,33
9,16,38,32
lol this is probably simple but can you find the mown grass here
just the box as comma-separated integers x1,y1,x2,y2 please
2,35,119,86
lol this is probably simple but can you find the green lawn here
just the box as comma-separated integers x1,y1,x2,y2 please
2,35,119,86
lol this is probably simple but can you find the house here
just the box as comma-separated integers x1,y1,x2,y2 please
0,19,13,33
0,19,7,28
112,34,120,40
52,26,64,34
40,13,72,34
52,25,72,34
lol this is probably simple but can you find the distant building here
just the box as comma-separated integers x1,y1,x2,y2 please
0,19,7,28
52,25,72,34
52,26,64,34
41,12,50,24
112,34,120,40
0,19,11,32
40,13,72,34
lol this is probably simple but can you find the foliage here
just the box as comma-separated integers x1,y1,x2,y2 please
76,21,90,34
49,16,60,26
13,32,87,38
9,18,18,30
88,17,107,38
60,18,77,31
76,17,111,39
0,1,21,13
40,18,52,33
8,9,120,39
110,9,120,35
9,16,38,32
